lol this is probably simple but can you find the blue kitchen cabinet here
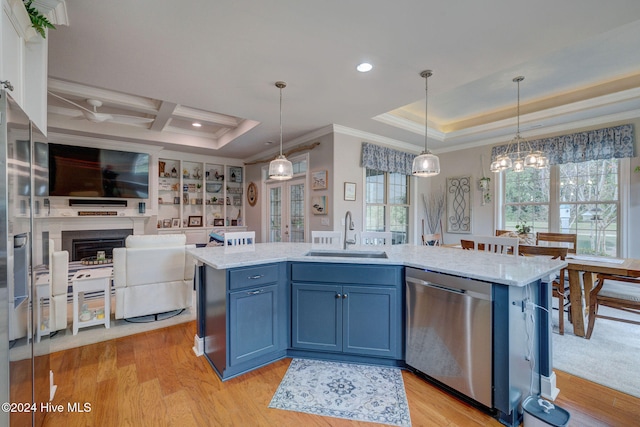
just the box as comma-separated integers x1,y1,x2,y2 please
229,283,281,366
291,263,403,360
204,262,288,380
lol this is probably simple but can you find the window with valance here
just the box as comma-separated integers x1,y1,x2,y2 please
361,142,416,176
491,123,635,165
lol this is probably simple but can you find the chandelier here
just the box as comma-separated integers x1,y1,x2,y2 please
268,81,293,180
412,70,440,177
491,76,548,173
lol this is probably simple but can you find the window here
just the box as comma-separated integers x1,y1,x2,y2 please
365,169,409,244
503,159,620,256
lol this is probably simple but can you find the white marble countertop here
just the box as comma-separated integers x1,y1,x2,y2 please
189,242,567,287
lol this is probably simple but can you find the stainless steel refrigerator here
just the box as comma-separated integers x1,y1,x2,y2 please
1,89,51,426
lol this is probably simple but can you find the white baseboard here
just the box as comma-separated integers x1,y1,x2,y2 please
541,371,560,401
192,334,204,356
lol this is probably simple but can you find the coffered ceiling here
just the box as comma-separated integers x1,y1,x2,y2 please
46,1,640,160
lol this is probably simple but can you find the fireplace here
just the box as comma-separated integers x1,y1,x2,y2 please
62,229,133,261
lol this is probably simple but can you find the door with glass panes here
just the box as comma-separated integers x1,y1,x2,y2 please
267,177,306,242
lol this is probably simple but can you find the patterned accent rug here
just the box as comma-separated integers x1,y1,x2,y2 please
269,359,411,426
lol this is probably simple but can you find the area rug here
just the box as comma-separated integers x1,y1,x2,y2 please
552,305,640,398
269,358,411,426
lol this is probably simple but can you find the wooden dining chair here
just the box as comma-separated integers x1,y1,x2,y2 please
536,232,577,253
586,274,640,339
536,232,577,325
460,239,475,250
495,229,511,236
519,245,569,334
468,235,518,255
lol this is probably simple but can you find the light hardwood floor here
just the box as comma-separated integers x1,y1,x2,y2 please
42,321,640,427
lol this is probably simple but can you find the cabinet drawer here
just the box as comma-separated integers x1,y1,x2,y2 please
291,263,401,286
229,264,280,290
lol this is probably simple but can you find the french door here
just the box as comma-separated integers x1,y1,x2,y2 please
266,177,306,242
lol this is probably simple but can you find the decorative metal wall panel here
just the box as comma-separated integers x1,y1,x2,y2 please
446,176,472,234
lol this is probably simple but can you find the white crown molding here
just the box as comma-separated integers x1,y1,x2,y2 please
372,113,446,141
332,124,423,154
48,78,160,113
33,0,68,26
435,108,640,155
5,0,37,41
46,130,164,154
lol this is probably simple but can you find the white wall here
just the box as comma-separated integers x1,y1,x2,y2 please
422,145,496,245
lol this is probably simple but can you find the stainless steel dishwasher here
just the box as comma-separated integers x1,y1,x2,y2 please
405,267,493,408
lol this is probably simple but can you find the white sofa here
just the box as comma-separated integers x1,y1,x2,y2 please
113,234,195,320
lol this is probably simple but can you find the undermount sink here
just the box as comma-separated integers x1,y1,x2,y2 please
305,250,388,259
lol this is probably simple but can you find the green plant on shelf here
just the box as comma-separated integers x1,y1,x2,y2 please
23,1,55,39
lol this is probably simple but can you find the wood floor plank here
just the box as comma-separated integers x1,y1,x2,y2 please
44,321,639,427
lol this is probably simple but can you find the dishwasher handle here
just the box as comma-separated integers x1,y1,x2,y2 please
406,276,491,301
406,276,465,294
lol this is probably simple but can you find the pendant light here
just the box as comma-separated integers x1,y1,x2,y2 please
491,76,548,173
412,70,440,177
268,81,293,180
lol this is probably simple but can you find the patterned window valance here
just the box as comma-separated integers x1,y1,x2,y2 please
491,124,635,165
361,142,416,175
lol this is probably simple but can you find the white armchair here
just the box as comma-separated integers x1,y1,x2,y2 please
36,239,69,340
113,234,195,320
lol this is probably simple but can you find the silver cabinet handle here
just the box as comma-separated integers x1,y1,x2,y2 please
248,274,264,280
247,289,263,295
336,293,342,299
343,294,348,299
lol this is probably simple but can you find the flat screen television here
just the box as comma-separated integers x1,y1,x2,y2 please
48,143,149,198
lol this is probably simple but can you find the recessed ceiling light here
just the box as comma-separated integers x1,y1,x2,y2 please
192,122,202,127
356,62,373,73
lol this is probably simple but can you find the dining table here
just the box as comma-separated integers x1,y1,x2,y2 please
565,254,640,337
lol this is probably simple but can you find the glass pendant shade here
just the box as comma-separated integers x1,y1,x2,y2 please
268,81,293,180
512,157,525,172
269,155,293,180
412,151,440,177
413,70,440,177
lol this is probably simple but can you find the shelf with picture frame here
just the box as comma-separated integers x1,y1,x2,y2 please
155,155,245,235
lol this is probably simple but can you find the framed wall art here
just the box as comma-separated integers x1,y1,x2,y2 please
311,170,327,190
344,182,356,201
311,195,327,215
172,218,180,228
446,176,472,234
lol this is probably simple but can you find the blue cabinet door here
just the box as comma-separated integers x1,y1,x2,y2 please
291,283,342,352
229,284,280,366
342,285,400,358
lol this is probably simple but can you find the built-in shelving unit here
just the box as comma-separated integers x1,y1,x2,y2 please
156,157,245,242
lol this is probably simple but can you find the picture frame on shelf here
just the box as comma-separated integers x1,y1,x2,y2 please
229,167,242,182
188,215,203,227
172,218,180,228
173,196,180,205
213,218,225,226
231,219,238,226
163,219,172,228
344,182,356,201
311,195,327,215
312,170,327,190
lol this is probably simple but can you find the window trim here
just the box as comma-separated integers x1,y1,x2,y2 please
363,168,411,244
497,159,630,257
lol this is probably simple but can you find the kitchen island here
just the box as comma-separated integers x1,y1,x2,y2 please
189,242,566,427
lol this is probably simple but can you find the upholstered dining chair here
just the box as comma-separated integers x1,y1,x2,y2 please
586,274,640,339
361,231,392,246
519,245,569,334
